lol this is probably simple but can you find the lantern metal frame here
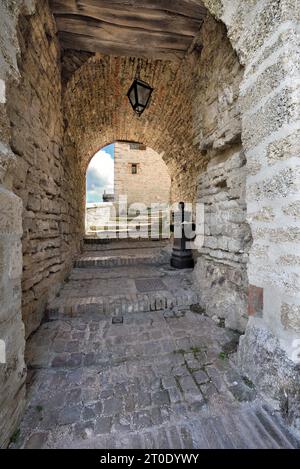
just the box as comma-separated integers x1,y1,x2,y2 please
127,65,154,117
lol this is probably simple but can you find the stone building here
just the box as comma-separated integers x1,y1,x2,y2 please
0,0,299,448
114,142,171,207
86,202,114,233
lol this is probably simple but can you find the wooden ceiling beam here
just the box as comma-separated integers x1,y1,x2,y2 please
53,6,203,36
56,16,192,48
59,31,185,61
50,0,206,20
50,0,206,61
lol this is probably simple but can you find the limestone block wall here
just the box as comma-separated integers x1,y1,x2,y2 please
0,0,83,445
202,0,300,428
6,0,82,338
192,17,249,332
194,150,251,332
239,3,300,424
0,0,35,449
0,187,26,448
114,143,171,207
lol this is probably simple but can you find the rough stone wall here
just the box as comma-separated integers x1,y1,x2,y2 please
239,1,300,427
114,142,171,207
6,0,83,338
194,150,251,332
191,18,249,332
202,0,300,429
0,0,36,450
0,186,26,448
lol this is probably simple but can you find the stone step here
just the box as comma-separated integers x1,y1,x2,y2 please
47,258,196,319
69,410,298,448
109,215,169,222
75,248,170,268
86,230,170,240
89,222,153,229
187,407,299,449
69,265,174,281
47,290,198,319
83,239,169,250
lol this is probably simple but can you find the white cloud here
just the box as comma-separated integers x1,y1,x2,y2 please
86,149,114,203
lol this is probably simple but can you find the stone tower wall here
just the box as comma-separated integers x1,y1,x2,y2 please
114,142,171,208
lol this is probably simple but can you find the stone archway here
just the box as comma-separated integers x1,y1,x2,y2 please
61,14,248,335
0,0,299,446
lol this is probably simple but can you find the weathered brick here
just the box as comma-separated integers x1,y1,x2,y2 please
248,285,263,317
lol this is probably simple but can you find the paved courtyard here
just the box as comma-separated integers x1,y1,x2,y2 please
11,242,300,449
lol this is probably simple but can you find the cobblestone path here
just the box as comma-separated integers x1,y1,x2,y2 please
11,242,300,449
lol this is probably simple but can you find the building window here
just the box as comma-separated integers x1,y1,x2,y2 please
131,164,138,174
129,143,146,151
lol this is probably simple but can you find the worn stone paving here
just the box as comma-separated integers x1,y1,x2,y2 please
10,242,300,449
12,310,299,449
47,251,198,319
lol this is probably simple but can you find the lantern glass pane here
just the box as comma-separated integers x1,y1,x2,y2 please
129,87,136,107
136,83,151,106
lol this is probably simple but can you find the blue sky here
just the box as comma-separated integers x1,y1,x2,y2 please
86,144,115,204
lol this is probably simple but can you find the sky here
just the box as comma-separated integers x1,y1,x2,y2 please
86,144,115,204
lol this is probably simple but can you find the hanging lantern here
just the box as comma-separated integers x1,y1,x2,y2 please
127,64,153,117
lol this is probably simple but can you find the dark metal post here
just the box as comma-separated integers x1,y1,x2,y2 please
170,202,195,269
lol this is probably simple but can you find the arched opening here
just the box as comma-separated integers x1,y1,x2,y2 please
1,0,299,448
85,141,171,238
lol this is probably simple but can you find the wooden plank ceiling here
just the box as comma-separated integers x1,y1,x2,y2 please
50,0,206,61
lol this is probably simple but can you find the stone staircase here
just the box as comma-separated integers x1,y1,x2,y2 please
74,240,170,268
86,209,171,239
47,239,198,319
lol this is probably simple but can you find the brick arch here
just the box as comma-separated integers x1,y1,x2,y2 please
63,52,204,205
59,0,258,212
